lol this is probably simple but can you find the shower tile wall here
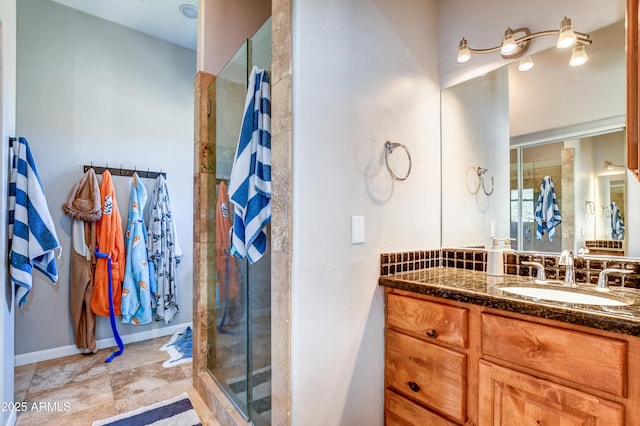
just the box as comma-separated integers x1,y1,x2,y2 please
193,3,293,425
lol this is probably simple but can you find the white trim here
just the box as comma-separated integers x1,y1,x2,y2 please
510,115,626,147
14,322,192,366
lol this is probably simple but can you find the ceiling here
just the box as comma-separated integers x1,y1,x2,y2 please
50,0,197,51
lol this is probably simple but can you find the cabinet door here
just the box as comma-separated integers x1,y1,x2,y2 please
479,361,624,426
481,313,627,396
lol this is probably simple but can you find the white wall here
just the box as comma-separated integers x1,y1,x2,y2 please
441,67,510,247
14,0,195,358
291,0,441,424
574,138,595,245
1,2,17,424
439,0,624,89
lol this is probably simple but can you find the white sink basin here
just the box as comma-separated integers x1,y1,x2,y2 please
496,285,633,306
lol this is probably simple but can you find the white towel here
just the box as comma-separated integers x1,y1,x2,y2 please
228,66,271,264
8,137,60,307
610,201,625,240
534,175,562,242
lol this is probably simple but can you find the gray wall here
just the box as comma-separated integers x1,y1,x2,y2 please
15,0,196,357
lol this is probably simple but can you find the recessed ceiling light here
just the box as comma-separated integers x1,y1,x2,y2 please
179,4,198,19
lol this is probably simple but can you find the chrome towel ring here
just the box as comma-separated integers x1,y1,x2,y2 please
384,141,411,181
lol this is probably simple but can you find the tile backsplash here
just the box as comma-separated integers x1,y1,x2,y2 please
380,248,640,289
379,250,440,276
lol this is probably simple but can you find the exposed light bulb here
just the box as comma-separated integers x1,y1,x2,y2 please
457,38,471,63
569,44,588,66
557,16,577,48
500,28,518,55
518,57,534,71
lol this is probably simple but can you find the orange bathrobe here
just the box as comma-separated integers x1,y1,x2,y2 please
216,181,239,300
91,171,125,317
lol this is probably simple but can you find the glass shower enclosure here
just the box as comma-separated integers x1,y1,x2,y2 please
207,18,272,426
510,142,564,253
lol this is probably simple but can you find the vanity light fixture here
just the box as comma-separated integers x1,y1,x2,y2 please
456,16,591,66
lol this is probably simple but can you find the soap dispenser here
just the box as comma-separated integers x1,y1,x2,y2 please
487,237,505,277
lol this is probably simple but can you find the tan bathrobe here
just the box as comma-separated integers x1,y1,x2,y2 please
62,168,102,353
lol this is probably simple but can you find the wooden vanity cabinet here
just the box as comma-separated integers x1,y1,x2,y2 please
384,288,640,425
385,292,470,425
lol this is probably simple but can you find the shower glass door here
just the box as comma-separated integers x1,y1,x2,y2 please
207,18,272,426
510,142,564,253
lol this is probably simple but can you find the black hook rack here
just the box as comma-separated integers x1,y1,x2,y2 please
83,164,166,179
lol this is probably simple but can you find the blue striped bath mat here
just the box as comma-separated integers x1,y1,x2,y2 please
92,392,201,426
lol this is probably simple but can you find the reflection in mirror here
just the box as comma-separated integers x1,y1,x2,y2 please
510,130,626,255
597,175,625,236
441,8,640,258
510,142,564,254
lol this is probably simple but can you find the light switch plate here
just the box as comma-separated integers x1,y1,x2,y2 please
351,216,365,244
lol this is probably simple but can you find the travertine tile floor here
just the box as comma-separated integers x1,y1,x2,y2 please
14,336,219,426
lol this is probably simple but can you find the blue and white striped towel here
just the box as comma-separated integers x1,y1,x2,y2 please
610,201,625,240
228,66,271,264
534,176,562,241
8,137,60,307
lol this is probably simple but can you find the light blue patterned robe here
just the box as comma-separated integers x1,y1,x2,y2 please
121,173,152,324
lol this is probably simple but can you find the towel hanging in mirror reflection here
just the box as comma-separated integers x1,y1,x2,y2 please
384,141,411,181
475,167,494,196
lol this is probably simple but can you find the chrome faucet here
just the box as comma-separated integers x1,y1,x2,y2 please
521,261,546,283
596,268,632,292
558,249,575,286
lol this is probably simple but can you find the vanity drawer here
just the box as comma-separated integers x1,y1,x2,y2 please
481,313,627,396
386,293,468,348
386,329,467,422
385,389,457,426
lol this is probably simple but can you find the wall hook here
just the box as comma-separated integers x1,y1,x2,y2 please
476,167,494,196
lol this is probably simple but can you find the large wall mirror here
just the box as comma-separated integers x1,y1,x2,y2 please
441,0,640,257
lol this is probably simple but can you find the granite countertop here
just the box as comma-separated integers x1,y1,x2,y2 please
379,267,640,337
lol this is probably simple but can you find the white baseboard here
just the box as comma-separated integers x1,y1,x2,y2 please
14,322,193,366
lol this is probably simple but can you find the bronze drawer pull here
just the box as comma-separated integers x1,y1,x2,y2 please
407,381,421,392
426,329,438,338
